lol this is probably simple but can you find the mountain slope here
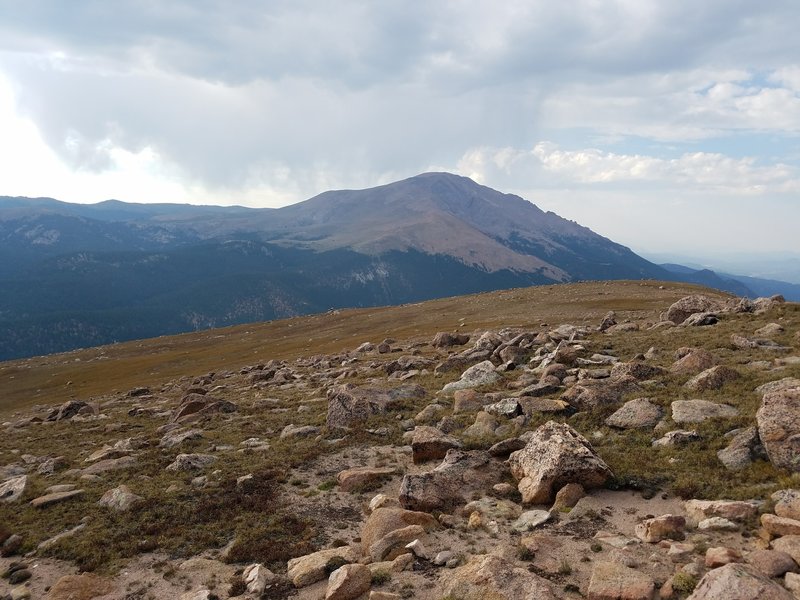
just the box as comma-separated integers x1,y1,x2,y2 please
0,172,755,360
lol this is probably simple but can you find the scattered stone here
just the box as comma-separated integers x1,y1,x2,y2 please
361,508,438,562
508,421,613,504
671,399,738,424
757,385,800,471
336,466,396,493
171,394,237,423
587,560,655,600
159,428,203,449
605,398,663,429
551,482,585,511
697,517,738,531
561,377,641,410
635,514,685,543
653,430,700,447
762,513,800,537
772,535,800,564
399,450,507,512
717,427,766,471
46,573,116,600
432,332,470,348
488,437,526,457
47,400,90,421
441,360,501,393
756,323,785,337
684,499,759,525
685,365,740,392
688,563,792,599
0,475,27,503
411,426,462,464
462,411,500,438
610,361,666,381
671,348,716,375
326,563,371,600
280,424,320,439
326,384,424,429
665,295,724,325
485,398,523,418
512,510,551,531
745,549,798,578
683,312,719,326
773,489,800,521
405,538,430,560
440,554,557,600
242,563,274,594
97,485,143,512
452,389,487,414
2,534,23,557
705,546,742,568
165,453,216,472
287,546,358,588
30,489,84,508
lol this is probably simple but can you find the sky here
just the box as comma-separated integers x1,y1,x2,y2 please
0,1,799,258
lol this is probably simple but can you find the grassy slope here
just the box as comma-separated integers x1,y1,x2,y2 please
0,280,720,417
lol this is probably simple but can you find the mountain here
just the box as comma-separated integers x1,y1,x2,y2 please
659,263,800,302
0,172,754,360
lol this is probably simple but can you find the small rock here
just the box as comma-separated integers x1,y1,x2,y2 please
745,549,798,578
671,400,738,424
512,510,551,532
165,453,216,472
705,546,742,568
762,513,800,537
635,514,685,543
97,485,143,512
326,563,371,600
605,398,663,429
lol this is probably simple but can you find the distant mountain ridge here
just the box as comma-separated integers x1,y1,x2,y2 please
0,172,764,360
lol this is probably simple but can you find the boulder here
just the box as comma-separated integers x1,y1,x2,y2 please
47,400,91,421
671,348,716,375
757,385,800,471
81,455,137,476
605,398,663,429
432,332,470,348
653,430,700,447
773,489,800,521
242,563,275,595
441,361,501,394
280,424,320,439
399,450,507,512
705,546,742,568
685,366,740,392
508,421,613,504
561,377,641,411
665,295,724,325
326,384,424,429
159,428,203,449
97,485,144,512
337,467,396,492
46,573,116,599
610,362,666,381
683,312,719,326
411,426,462,464
772,535,800,564
686,563,793,600
635,514,685,543
326,563,372,600
762,513,800,537
671,399,738,424
452,389,487,414
31,489,84,508
287,546,359,588
717,427,766,471
551,482,585,512
361,507,438,561
587,561,655,600
0,475,27,503
171,394,237,423
684,499,759,526
440,554,557,600
165,453,216,472
745,549,798,578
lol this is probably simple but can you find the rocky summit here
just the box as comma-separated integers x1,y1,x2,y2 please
1,281,800,599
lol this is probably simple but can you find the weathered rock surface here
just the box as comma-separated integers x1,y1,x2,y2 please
717,427,766,471
31,489,84,508
773,489,800,521
671,399,738,424
685,365,740,392
684,499,759,526
604,398,663,429
326,384,425,429
440,554,557,600
686,563,794,600
399,450,507,512
411,426,462,464
561,377,641,410
441,360,501,393
97,484,143,512
47,400,91,421
665,295,724,325
432,332,470,348
671,348,716,375
587,560,655,600
165,453,216,472
508,421,613,504
635,514,685,542
0,475,27,503
762,513,800,537
159,428,203,449
745,549,798,578
337,467,396,492
286,546,358,588
326,563,372,600
46,573,116,599
757,385,800,471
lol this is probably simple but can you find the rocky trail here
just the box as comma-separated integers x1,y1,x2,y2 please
2,287,800,600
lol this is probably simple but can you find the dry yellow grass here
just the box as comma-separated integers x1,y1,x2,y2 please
0,280,726,417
